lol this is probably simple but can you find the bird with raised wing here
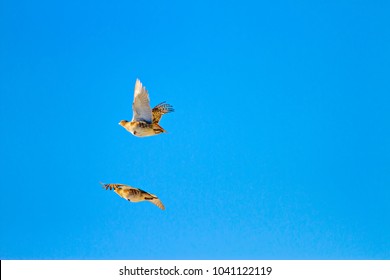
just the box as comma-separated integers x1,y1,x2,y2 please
101,183,165,210
119,79,174,137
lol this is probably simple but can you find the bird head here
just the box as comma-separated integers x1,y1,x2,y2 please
118,120,127,127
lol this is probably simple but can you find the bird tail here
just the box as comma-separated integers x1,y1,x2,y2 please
100,182,115,190
152,123,167,134
100,182,110,190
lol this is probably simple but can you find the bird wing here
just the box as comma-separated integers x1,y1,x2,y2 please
152,102,174,123
131,79,152,123
137,188,166,210
147,197,165,210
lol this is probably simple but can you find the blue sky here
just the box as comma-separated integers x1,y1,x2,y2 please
1,0,389,259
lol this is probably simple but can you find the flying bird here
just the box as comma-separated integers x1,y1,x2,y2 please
101,183,165,210
119,79,174,137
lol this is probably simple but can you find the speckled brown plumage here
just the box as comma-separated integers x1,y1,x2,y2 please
119,79,174,137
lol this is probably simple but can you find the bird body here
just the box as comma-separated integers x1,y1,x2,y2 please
119,79,174,137
101,183,165,210
119,120,165,137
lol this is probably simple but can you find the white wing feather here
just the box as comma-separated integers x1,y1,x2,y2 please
131,79,152,123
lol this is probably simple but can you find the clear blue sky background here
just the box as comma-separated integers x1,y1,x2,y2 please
1,0,389,260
